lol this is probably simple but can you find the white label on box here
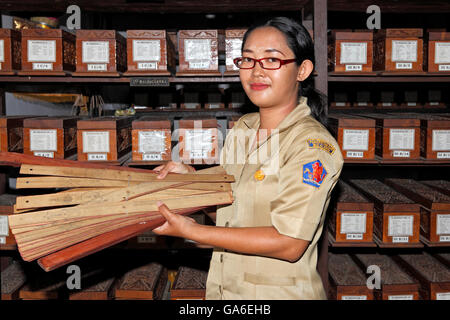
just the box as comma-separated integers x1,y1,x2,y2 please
0,62,2,70
440,236,450,242
87,64,107,71
0,237,5,245
346,233,363,240
335,102,346,107
340,213,366,234
389,129,415,150
396,62,413,69
393,150,410,157
0,216,9,236
27,40,56,62
436,292,450,300
185,129,213,153
190,150,208,159
432,130,450,151
0,39,4,62
143,153,162,161
133,39,161,62
139,131,166,153
341,295,367,300
382,102,393,107
435,42,450,64
184,39,212,61
137,236,156,244
137,62,157,70
343,129,369,151
392,40,417,62
207,104,220,109
437,214,450,235
226,38,243,70
82,41,109,63
30,129,57,151
82,131,110,153
189,61,210,69
346,151,364,158
356,102,368,106
407,102,417,107
437,152,450,159
388,215,413,236
87,153,107,161
430,102,440,106
34,151,54,158
388,295,413,300
32,63,53,70
345,64,363,71
439,64,450,71
340,42,367,64
393,236,409,243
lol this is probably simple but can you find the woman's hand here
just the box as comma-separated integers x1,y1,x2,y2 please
153,161,196,179
153,201,198,238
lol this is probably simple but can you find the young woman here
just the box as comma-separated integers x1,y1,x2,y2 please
153,17,343,300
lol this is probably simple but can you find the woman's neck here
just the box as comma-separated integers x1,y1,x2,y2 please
258,102,297,130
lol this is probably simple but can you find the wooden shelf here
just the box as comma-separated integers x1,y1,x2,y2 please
328,232,377,248
329,72,450,82
344,156,450,166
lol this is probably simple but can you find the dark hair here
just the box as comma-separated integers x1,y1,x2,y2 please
241,17,328,127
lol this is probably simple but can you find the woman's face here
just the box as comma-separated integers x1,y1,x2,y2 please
239,26,301,109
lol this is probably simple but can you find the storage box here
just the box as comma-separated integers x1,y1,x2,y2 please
23,116,78,159
399,90,422,109
205,92,225,109
19,28,75,75
373,28,424,73
393,252,450,300
328,253,374,300
352,90,374,108
418,114,450,160
348,179,421,246
228,90,245,109
180,92,201,110
385,178,450,245
0,29,21,75
329,181,374,244
73,30,126,76
170,266,207,300
329,30,374,73
0,115,40,153
131,117,172,163
177,118,219,164
421,180,450,197
352,253,420,300
77,116,133,164
115,263,167,300
328,114,376,160
427,31,450,73
19,269,67,300
362,113,421,160
69,276,115,300
424,89,446,108
330,91,351,109
1,261,26,300
376,90,398,109
125,30,176,76
176,30,221,76
224,29,246,75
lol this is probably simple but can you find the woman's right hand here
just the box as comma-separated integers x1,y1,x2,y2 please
154,161,196,179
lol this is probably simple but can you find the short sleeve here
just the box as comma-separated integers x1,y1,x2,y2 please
270,134,343,241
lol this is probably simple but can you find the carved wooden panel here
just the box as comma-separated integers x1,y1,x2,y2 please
427,32,450,73
1,261,26,300
353,254,419,300
421,180,450,197
0,28,21,74
328,253,374,300
115,263,167,300
171,266,208,299
19,268,67,300
393,252,450,300
224,29,246,75
0,116,37,153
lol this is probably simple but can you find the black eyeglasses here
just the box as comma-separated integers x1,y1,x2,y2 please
233,57,297,70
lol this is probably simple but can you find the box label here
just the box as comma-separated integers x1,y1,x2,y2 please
340,42,367,64
143,153,162,161
0,237,5,245
27,40,56,62
340,213,367,234
343,129,369,151
437,214,450,235
0,39,4,62
184,39,212,69
32,63,53,70
437,152,450,159
87,64,107,71
392,40,417,62
82,131,110,153
435,42,450,64
87,153,107,161
0,216,9,236
432,130,450,151
185,129,213,157
345,64,363,71
440,235,450,242
388,215,413,236
396,62,412,69
137,62,157,70
139,131,166,153
388,295,413,300
439,64,450,71
346,151,364,158
341,295,367,300
30,129,57,151
389,129,415,150
133,39,161,62
226,38,243,71
82,41,109,63
436,293,450,300
33,151,54,158
346,233,363,240
393,150,410,157
393,236,409,243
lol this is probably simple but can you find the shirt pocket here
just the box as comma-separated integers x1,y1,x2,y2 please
253,158,279,226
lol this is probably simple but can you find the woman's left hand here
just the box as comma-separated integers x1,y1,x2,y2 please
153,201,198,238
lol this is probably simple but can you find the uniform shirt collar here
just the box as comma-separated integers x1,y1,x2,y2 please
242,96,311,132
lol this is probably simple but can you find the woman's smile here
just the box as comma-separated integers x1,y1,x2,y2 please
250,82,270,90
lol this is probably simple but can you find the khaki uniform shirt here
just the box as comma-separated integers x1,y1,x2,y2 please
205,97,344,300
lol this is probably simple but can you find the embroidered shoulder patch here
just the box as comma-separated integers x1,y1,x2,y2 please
307,139,336,155
302,160,327,188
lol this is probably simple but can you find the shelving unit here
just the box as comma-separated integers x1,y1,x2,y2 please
0,0,449,300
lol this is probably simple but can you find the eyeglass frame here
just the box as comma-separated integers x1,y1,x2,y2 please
233,57,297,70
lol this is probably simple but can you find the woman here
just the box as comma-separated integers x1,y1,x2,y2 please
153,17,343,300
